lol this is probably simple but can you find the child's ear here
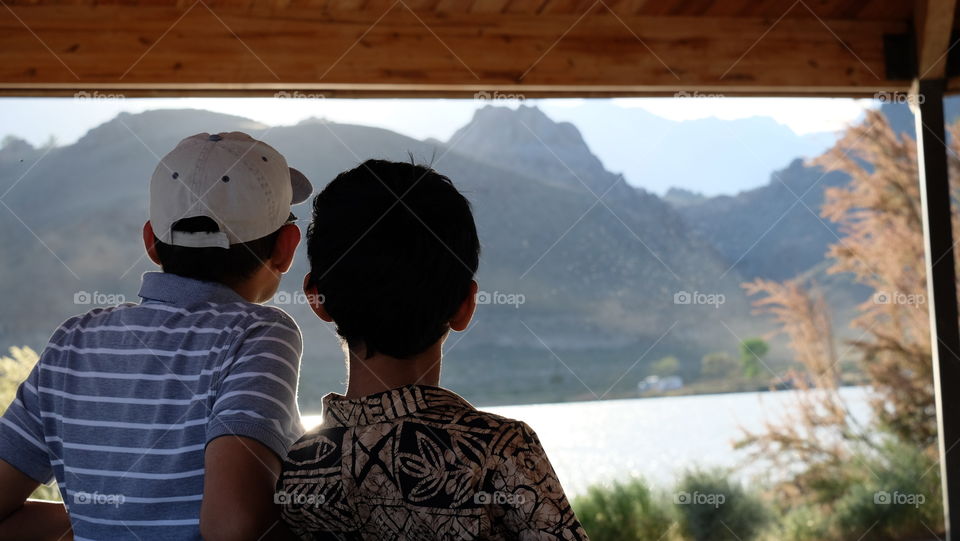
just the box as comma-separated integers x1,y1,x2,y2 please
271,224,301,273
142,221,162,266
450,280,478,332
303,273,333,322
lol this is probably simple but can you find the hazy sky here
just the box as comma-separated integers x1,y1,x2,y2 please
0,97,874,194
1,96,871,145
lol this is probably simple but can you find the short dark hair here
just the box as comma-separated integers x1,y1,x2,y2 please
154,216,281,284
306,159,480,359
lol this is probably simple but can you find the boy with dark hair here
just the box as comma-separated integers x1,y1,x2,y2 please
278,160,587,540
0,132,311,540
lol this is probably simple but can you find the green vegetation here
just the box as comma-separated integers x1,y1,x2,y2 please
766,439,944,541
574,446,942,541
574,478,675,541
738,338,769,380
573,470,767,541
650,356,681,377
699,352,738,380
675,469,767,541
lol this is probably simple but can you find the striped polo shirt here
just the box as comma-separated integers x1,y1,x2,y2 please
0,272,304,541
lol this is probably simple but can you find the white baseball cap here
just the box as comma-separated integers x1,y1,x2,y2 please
149,132,312,248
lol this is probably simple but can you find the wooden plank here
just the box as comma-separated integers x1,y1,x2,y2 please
538,0,577,15
915,0,958,78
0,5,916,95
605,0,648,16
433,0,469,14
469,0,508,13
503,0,545,14
913,77,960,541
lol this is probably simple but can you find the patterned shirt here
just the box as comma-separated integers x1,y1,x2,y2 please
278,385,588,540
0,272,304,541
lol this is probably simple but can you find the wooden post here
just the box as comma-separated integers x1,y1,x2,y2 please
913,77,960,540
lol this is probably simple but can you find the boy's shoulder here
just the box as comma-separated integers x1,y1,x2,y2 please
50,302,139,342
228,300,300,329
58,295,297,329
45,296,300,360
287,385,537,465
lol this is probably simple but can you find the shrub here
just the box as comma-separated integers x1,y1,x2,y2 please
674,469,768,541
756,439,944,541
573,478,676,541
827,440,943,540
760,505,830,541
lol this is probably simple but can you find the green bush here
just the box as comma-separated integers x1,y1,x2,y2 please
760,505,830,541
674,469,768,541
827,440,943,540
756,439,944,541
573,478,676,541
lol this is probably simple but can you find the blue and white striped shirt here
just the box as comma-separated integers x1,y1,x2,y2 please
0,272,304,541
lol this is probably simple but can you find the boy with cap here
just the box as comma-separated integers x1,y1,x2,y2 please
0,132,311,540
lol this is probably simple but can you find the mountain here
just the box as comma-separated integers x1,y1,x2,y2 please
0,106,775,407
537,100,836,196
670,157,848,282
661,101,960,342
448,105,633,197
666,158,876,339
662,188,707,208
665,101,960,282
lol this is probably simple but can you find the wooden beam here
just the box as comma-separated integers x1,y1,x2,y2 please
915,0,957,78
0,4,913,96
913,77,960,541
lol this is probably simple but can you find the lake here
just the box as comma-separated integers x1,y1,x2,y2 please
302,386,873,497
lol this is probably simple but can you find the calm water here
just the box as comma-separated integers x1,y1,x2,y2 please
302,386,872,496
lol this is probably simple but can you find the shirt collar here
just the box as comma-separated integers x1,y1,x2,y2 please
321,385,474,427
138,271,248,306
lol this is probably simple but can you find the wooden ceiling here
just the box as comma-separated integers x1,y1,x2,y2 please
0,0,954,97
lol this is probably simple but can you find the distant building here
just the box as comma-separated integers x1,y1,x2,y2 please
638,375,684,394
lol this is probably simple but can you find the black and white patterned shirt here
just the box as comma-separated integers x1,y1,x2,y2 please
278,384,588,540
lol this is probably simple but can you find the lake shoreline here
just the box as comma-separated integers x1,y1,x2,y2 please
303,386,873,496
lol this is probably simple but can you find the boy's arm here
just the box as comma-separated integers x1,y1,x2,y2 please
485,421,589,540
0,356,66,541
0,462,71,541
201,311,304,541
200,436,295,541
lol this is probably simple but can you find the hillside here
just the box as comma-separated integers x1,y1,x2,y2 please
662,101,960,344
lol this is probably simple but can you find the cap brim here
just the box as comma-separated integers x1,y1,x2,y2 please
290,167,313,205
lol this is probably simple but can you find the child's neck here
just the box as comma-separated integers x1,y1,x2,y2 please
344,342,443,399
223,265,281,304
